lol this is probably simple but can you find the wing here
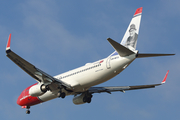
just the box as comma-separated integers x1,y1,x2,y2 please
6,34,72,89
88,70,169,94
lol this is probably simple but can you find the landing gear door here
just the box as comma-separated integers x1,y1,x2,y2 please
106,57,111,69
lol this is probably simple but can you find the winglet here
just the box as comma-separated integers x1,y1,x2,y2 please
161,70,169,84
6,33,12,51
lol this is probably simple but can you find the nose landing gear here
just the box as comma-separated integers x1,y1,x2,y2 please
26,110,30,114
25,106,30,114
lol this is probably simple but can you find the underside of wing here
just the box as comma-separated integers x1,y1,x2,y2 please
88,84,161,94
6,34,72,89
88,70,169,94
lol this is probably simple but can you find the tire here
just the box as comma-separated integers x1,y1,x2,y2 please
83,96,87,102
26,110,30,114
87,98,91,103
60,92,66,98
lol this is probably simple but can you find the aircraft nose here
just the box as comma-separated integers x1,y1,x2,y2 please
17,84,42,107
17,90,28,106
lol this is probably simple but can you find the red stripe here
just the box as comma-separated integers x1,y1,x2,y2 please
100,60,104,63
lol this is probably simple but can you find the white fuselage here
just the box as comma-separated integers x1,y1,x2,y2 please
38,53,136,102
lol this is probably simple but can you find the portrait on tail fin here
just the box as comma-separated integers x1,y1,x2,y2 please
120,7,142,51
124,24,138,50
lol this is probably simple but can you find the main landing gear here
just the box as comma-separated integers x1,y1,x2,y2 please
57,87,66,98
83,94,93,103
57,92,66,98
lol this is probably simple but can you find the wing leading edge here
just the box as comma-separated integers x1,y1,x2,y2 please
88,70,169,94
6,34,72,89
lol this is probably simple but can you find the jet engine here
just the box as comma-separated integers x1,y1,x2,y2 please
29,83,48,97
73,93,92,105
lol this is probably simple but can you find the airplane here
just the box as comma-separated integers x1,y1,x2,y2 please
6,7,174,114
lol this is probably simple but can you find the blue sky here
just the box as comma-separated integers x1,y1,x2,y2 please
0,0,179,120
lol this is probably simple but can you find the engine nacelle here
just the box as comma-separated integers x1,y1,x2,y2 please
29,84,47,97
73,93,86,105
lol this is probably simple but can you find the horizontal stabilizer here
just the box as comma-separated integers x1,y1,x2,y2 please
107,38,135,57
137,53,175,58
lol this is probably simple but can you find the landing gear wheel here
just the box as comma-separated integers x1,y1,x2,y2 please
60,92,66,98
83,96,87,103
87,98,91,103
83,94,92,103
26,110,30,114
57,92,66,98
